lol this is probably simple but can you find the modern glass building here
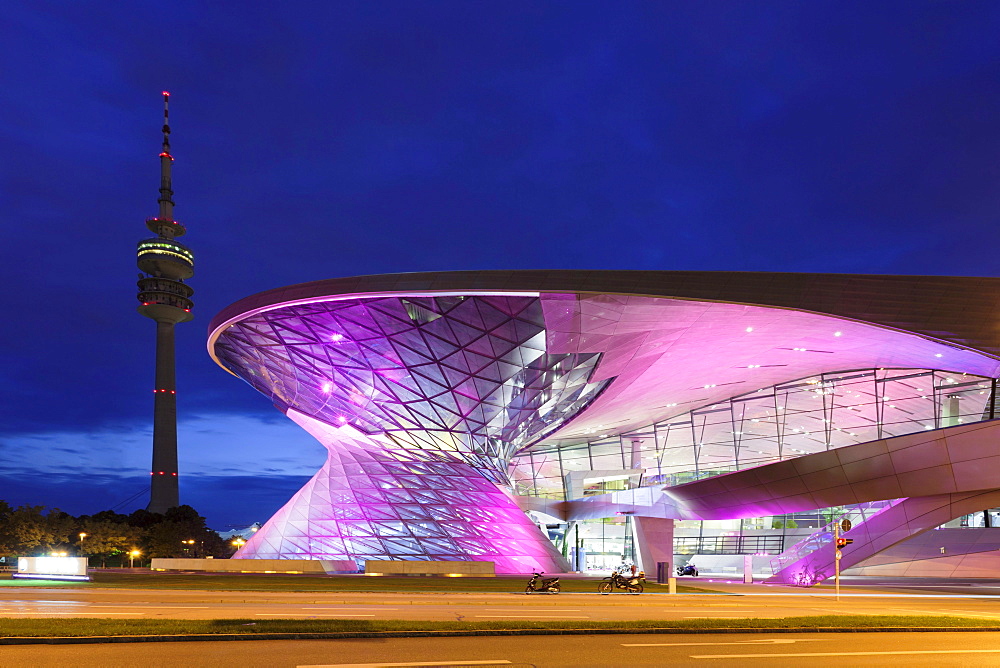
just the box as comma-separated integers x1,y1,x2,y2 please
209,271,1000,581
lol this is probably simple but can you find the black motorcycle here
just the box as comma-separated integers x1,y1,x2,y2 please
525,572,561,594
676,563,698,577
598,571,644,594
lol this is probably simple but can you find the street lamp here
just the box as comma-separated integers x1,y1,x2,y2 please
232,537,246,550
182,539,195,557
129,549,141,568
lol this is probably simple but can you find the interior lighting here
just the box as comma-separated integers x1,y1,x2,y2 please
745,327,753,332
330,333,345,342
935,354,943,358
834,331,842,337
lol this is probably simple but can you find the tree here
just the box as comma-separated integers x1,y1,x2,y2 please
78,520,141,567
126,508,164,529
0,501,14,557
0,500,229,562
141,505,228,558
0,505,72,556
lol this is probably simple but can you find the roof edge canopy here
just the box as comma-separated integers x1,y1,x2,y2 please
209,270,1000,357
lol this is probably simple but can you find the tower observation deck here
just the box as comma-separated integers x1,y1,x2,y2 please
137,91,194,513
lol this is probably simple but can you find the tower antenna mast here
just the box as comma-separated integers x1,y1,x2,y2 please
159,91,174,221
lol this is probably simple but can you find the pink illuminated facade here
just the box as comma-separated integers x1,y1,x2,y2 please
209,271,1000,578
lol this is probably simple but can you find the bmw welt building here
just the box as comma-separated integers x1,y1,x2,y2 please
208,271,1000,583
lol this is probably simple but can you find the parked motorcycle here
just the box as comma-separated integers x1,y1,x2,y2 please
598,571,644,594
676,563,699,577
525,572,561,594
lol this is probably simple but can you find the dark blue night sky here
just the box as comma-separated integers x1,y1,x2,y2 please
3,1,1000,529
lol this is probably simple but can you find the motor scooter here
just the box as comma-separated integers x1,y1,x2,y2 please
676,563,698,576
525,572,561,593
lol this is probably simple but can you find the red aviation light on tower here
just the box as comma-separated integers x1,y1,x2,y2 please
162,91,170,97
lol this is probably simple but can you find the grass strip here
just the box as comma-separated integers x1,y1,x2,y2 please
0,572,714,595
2,616,998,638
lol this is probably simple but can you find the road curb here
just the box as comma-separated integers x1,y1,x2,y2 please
4,626,1000,645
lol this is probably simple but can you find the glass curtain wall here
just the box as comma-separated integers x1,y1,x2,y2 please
510,368,997,567
513,368,994,499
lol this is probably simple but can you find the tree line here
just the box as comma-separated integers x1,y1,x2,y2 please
0,501,232,566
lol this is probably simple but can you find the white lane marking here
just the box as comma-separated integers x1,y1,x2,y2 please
484,608,582,611
89,605,212,609
658,604,749,608
473,615,589,619
624,639,824,647
931,608,1000,616
313,607,400,610
255,613,376,617
890,607,1000,618
924,612,1000,619
254,612,375,617
298,662,512,667
693,649,1000,659
0,612,143,616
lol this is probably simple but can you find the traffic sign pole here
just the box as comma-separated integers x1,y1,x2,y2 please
835,521,840,602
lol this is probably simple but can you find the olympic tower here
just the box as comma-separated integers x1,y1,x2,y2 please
136,92,194,513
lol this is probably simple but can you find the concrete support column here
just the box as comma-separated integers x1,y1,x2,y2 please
149,320,179,513
632,516,674,574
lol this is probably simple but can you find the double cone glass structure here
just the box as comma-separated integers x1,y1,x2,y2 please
210,271,1000,578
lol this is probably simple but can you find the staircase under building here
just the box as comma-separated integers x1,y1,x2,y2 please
765,498,906,586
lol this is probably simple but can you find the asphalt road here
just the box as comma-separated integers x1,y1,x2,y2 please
5,632,1000,667
3,582,1000,622
838,575,1000,596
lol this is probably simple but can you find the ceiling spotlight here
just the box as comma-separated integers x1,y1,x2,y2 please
834,331,842,337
